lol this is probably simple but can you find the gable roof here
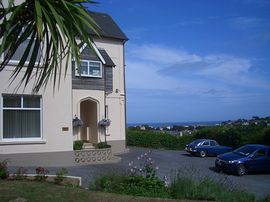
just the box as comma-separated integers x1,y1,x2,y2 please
99,49,115,67
88,11,128,41
80,44,115,67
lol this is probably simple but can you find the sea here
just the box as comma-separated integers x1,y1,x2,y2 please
127,121,222,128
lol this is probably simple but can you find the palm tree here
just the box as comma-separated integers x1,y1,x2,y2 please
0,0,99,92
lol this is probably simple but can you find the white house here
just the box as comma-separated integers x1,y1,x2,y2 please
0,9,128,154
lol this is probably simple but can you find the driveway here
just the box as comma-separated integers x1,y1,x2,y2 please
9,147,270,199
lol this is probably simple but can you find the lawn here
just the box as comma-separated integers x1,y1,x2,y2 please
0,180,194,202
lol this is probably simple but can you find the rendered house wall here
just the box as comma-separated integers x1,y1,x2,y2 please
72,38,126,153
0,64,73,154
95,38,126,153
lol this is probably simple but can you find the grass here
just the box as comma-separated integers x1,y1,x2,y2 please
170,176,255,202
0,180,193,202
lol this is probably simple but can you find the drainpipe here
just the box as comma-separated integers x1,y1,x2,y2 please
123,41,127,149
104,64,107,143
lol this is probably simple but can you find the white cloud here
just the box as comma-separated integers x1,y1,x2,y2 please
127,44,202,65
126,43,270,98
199,54,251,80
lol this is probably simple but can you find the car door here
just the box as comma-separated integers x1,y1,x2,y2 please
201,140,211,154
248,149,268,172
210,140,218,155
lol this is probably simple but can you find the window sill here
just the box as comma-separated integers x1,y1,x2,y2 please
75,74,102,78
0,140,46,145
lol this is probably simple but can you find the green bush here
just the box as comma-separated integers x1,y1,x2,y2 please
73,140,84,150
0,160,9,180
127,130,193,150
90,174,170,198
90,150,170,198
194,125,270,148
91,173,255,201
97,142,111,149
54,168,68,184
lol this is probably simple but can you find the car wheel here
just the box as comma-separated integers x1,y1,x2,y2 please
199,150,207,158
236,164,246,176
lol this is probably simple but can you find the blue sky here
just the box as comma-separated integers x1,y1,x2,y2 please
91,0,270,123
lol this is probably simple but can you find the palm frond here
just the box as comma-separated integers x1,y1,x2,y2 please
0,0,99,92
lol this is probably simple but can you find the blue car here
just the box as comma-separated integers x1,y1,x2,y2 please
185,139,233,157
215,144,270,176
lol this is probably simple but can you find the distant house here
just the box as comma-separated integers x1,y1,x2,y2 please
0,11,128,154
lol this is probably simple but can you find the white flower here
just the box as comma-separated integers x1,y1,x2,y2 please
137,156,140,160
155,166,159,170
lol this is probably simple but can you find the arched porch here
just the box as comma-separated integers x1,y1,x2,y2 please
79,98,99,144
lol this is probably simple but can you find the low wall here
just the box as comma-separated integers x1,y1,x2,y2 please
74,148,112,165
0,148,117,167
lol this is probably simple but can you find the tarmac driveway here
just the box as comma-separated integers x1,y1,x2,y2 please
10,147,270,199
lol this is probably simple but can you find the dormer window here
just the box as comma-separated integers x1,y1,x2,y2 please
75,60,102,78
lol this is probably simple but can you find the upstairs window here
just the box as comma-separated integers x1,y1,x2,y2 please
1,27,41,64
75,60,102,78
2,95,41,140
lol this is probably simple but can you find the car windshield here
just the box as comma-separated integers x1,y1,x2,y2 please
234,146,257,156
190,140,204,145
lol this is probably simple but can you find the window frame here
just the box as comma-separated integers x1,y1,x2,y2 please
210,140,217,146
0,35,42,66
1,94,43,142
75,59,102,78
202,141,210,146
255,149,266,157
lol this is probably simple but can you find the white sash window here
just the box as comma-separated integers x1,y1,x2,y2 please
75,60,102,78
2,95,42,140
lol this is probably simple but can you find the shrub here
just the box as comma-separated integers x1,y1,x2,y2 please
194,125,270,148
120,175,170,198
73,140,84,150
54,168,68,184
90,150,170,198
90,174,170,198
90,174,127,192
97,142,111,149
13,167,27,180
0,160,9,180
35,167,49,181
127,130,193,150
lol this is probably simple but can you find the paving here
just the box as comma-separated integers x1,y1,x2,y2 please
7,147,270,199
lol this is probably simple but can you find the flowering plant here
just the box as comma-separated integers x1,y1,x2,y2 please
128,150,159,179
35,166,49,181
98,118,111,127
